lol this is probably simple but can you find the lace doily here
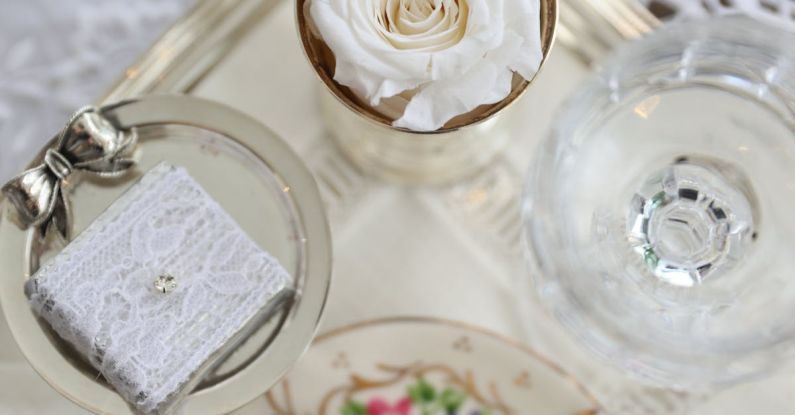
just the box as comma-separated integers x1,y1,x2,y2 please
0,0,194,185
27,163,292,415
643,0,795,27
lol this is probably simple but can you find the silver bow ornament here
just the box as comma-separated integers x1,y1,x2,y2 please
1,106,138,239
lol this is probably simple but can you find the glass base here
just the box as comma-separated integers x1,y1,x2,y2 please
627,157,756,287
524,17,795,388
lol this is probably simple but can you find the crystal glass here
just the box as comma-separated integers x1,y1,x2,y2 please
523,16,795,388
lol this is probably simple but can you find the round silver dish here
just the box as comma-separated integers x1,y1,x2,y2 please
0,95,332,414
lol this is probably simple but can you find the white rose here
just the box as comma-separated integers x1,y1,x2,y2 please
310,0,543,131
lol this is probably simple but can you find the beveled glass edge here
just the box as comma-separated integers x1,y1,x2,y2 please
100,0,282,104
558,0,660,64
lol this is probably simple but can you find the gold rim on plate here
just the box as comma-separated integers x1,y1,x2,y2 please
265,316,602,414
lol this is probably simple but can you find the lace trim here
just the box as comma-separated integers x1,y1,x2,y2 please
643,0,795,27
28,163,291,414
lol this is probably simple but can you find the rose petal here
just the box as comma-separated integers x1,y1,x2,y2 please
381,0,466,51
505,0,543,79
393,30,523,131
310,0,544,131
426,0,502,81
311,0,430,103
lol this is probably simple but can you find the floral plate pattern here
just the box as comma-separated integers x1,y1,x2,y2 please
263,318,600,415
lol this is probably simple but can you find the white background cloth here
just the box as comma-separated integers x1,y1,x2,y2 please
0,0,194,185
0,1,193,413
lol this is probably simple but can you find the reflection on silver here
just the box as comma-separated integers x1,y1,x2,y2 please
1,106,138,239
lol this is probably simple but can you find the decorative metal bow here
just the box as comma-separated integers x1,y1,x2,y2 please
1,106,138,240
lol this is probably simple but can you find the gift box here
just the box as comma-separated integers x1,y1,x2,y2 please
26,162,293,415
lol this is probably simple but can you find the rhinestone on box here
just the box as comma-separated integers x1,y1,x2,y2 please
154,274,177,294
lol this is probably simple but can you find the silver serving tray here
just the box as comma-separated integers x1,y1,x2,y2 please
11,0,780,413
99,1,702,414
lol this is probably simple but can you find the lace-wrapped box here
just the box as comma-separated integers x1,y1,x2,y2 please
25,162,293,415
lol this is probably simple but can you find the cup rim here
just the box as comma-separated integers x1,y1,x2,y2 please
295,0,559,135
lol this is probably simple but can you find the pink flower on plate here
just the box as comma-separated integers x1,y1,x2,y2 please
367,397,412,415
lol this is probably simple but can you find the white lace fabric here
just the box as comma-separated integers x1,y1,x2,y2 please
643,0,795,27
0,0,195,185
27,163,292,415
